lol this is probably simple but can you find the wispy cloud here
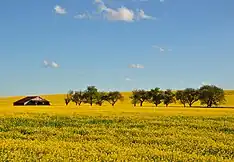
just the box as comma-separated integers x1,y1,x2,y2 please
54,5,67,15
43,60,59,68
74,12,92,19
125,77,132,81
201,81,210,86
43,60,49,67
129,64,144,69
152,45,172,52
160,0,165,2
136,9,156,20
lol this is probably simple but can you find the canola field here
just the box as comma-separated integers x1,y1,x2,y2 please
0,92,234,161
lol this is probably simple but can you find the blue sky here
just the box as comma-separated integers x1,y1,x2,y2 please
0,0,234,96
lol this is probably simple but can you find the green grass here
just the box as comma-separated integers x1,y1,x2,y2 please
1,113,234,161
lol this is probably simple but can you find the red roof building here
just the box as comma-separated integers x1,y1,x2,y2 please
13,96,50,106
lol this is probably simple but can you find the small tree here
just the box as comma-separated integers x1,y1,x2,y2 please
148,87,163,107
106,91,124,106
64,90,73,106
163,89,176,107
95,92,107,106
72,91,83,106
131,98,139,107
199,85,225,108
183,88,200,107
129,91,139,107
83,86,98,106
175,90,186,107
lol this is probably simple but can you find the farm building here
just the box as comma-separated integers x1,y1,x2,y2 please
13,96,50,106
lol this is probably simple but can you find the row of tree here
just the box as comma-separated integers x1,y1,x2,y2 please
65,85,226,108
65,86,124,106
130,85,226,107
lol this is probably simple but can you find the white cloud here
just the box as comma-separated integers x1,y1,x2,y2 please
105,7,135,22
51,61,59,68
136,9,156,20
74,13,92,19
54,5,67,15
152,45,172,52
94,0,134,22
43,60,49,67
125,77,132,81
94,0,107,12
129,64,144,69
93,0,154,22
43,60,59,68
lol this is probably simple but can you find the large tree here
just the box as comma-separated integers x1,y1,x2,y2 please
64,90,73,106
175,90,186,107
148,87,163,107
162,89,176,107
199,85,225,108
183,88,200,107
71,91,84,106
83,86,98,106
95,92,108,106
132,89,150,107
106,91,124,106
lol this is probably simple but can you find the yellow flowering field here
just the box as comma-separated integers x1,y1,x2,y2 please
0,93,234,161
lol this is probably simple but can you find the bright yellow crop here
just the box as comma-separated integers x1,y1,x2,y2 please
0,92,234,161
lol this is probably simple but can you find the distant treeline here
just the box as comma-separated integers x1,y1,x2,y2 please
65,85,226,108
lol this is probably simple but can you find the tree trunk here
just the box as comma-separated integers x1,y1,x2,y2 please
155,103,158,107
65,101,69,106
183,103,186,107
166,104,168,107
112,103,115,107
189,103,192,107
207,100,212,108
140,101,143,107
207,102,212,108
90,97,93,106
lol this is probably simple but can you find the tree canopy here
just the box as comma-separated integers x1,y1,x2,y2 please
175,88,199,107
199,85,225,107
106,91,124,106
64,84,226,108
148,88,163,107
162,89,176,107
